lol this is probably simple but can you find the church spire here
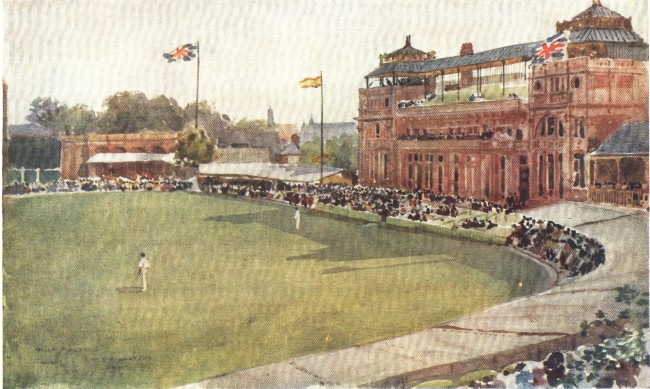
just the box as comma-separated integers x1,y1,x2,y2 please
267,105,275,127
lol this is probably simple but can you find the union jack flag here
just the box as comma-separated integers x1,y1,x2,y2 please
531,31,570,65
163,43,197,63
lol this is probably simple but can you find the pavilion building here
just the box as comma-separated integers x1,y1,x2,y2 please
357,0,648,206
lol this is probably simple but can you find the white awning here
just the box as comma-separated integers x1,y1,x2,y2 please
198,162,345,183
86,153,176,164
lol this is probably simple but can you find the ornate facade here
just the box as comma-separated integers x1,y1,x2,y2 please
358,1,648,206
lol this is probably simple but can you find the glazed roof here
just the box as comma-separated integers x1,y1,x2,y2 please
367,41,539,78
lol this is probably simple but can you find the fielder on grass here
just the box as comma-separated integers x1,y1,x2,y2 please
138,252,151,292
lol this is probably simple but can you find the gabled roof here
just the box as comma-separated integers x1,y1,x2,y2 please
367,41,540,78
86,153,176,164
280,143,300,156
591,122,649,156
8,123,55,138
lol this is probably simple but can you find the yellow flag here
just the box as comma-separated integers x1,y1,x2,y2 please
299,76,321,88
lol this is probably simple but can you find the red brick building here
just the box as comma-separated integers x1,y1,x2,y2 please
60,132,179,179
358,1,648,206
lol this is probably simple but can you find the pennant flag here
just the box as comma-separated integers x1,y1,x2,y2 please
163,43,197,63
531,31,570,65
299,76,322,88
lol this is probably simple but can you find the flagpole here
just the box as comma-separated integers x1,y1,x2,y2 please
320,70,324,183
195,41,200,129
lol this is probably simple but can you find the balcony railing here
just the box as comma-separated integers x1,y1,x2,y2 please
588,187,648,208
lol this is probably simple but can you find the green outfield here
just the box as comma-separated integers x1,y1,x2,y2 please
3,192,550,388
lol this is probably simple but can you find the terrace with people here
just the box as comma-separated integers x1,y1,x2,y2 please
359,38,537,121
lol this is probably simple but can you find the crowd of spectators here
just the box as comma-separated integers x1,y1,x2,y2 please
3,176,194,195
200,179,606,278
506,216,606,277
201,179,521,230
397,128,496,141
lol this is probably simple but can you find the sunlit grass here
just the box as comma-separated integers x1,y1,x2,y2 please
3,192,549,388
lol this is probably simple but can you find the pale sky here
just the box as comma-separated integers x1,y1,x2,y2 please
3,0,648,127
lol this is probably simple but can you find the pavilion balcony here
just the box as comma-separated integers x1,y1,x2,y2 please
395,97,528,118
395,137,529,152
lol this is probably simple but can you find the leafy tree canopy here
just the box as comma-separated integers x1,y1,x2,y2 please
175,126,215,165
299,134,358,171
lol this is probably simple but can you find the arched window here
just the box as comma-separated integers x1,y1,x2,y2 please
558,120,564,137
375,124,380,138
574,119,586,138
385,97,389,107
506,128,513,137
538,118,547,136
547,116,555,135
534,81,542,92
516,129,524,140
573,77,581,89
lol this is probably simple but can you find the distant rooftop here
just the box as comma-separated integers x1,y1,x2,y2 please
8,123,55,138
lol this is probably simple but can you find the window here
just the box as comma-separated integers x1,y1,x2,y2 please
547,116,555,135
383,154,389,179
520,156,527,165
573,154,586,188
574,119,586,138
559,121,564,137
501,156,506,194
538,155,545,196
384,97,389,107
507,128,513,137
375,124,380,138
516,129,524,140
548,154,555,194
573,77,581,89
539,118,546,136
534,81,542,92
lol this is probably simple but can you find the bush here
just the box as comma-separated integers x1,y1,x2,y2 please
457,369,497,386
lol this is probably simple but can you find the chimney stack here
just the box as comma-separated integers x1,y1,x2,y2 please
460,42,474,56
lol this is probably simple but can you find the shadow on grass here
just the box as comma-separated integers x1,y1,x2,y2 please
202,199,551,298
322,258,448,275
116,287,143,294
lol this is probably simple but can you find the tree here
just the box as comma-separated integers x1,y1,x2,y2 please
100,91,150,133
147,95,184,132
175,126,215,165
299,134,358,171
183,100,215,127
25,97,67,133
62,104,99,134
